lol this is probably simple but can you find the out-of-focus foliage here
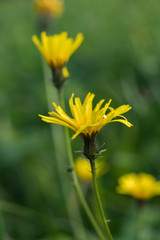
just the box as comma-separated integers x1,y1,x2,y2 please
0,0,160,239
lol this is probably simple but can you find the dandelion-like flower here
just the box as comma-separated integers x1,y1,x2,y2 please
39,92,132,159
116,173,160,200
39,92,132,139
32,32,84,89
75,157,107,181
35,0,64,17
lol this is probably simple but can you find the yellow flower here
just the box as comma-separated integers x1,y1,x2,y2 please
116,173,160,200
35,0,64,17
32,32,84,78
75,157,107,181
39,92,132,140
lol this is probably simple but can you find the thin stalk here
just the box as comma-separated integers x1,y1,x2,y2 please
58,89,107,240
90,159,113,240
42,60,87,240
135,200,144,240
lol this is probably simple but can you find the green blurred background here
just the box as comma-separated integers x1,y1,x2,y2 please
0,0,160,239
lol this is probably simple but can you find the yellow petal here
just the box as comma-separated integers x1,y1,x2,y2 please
48,112,77,130
114,105,132,116
32,35,44,55
72,125,87,139
39,114,76,131
62,66,69,78
51,103,77,128
110,119,133,127
70,33,84,55
94,99,105,113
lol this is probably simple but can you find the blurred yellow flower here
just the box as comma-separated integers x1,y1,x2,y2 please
75,157,107,181
39,92,132,139
116,173,160,200
35,0,64,17
32,32,84,78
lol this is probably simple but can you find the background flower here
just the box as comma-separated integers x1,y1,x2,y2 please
32,32,84,78
116,173,160,200
34,0,64,17
75,157,108,181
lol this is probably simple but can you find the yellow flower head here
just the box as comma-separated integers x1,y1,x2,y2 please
39,92,132,140
116,173,160,200
75,157,107,181
35,0,64,17
32,32,84,78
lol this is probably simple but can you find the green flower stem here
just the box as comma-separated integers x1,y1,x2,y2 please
90,159,113,240
42,60,87,240
135,200,144,240
59,89,107,240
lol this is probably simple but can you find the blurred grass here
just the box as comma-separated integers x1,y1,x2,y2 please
0,0,160,239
